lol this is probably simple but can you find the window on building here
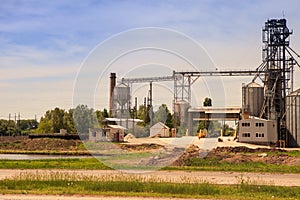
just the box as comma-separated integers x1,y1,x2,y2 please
255,133,265,138
102,132,106,137
256,122,265,127
242,122,250,127
92,132,96,137
242,133,250,137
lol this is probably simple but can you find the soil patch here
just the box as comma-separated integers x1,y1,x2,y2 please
206,146,300,166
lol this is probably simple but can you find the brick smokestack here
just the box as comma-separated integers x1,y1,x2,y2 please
109,73,116,116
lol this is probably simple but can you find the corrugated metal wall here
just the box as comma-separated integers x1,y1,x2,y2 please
286,89,300,147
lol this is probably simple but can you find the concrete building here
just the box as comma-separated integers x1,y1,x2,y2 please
238,117,277,144
150,122,170,138
89,128,106,142
89,125,125,142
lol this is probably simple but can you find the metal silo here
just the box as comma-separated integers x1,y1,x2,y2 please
174,100,190,126
242,82,264,117
114,83,130,107
286,89,300,147
113,83,131,121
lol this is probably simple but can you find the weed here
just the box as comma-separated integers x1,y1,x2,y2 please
0,172,300,200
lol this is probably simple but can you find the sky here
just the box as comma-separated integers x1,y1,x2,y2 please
1,0,300,120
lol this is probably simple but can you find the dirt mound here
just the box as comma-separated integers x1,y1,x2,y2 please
139,146,185,166
206,146,300,166
212,146,286,154
0,137,83,151
172,144,200,166
119,143,164,152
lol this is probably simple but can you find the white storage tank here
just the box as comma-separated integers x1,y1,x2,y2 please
286,88,300,147
113,83,130,107
242,82,264,117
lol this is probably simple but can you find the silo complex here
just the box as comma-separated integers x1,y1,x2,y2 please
242,82,264,117
286,89,300,147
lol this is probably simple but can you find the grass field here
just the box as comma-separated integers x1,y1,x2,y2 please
165,157,300,173
1,157,300,173
0,172,299,200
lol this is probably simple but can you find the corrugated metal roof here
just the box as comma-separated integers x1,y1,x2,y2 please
104,118,143,122
108,125,127,130
188,107,241,114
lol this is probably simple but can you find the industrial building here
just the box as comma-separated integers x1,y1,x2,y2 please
238,117,277,144
108,18,300,147
88,125,125,142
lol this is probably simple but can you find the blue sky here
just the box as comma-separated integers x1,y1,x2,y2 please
1,0,300,119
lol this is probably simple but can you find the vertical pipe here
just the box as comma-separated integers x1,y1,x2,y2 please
149,82,153,126
109,73,116,117
135,97,138,119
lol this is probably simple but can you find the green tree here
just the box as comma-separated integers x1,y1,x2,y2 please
36,107,75,133
203,97,212,107
198,97,213,133
73,105,98,133
19,119,38,131
95,108,110,127
0,119,9,135
137,105,150,126
35,120,52,133
153,104,173,129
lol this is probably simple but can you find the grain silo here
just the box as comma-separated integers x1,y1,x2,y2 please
113,83,131,120
242,82,264,117
174,100,190,126
286,88,300,147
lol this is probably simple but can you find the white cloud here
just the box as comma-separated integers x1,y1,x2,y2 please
1,0,300,119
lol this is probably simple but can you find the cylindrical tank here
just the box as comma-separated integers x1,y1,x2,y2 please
114,83,130,107
242,82,264,117
286,89,300,147
174,100,190,125
109,73,116,115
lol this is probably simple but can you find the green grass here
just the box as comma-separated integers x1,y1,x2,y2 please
0,157,300,173
0,158,110,170
0,172,300,200
164,157,300,173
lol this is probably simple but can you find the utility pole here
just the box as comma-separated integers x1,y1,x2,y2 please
14,113,16,136
18,112,20,136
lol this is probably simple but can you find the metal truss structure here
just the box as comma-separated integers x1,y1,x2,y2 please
253,19,300,144
118,18,300,146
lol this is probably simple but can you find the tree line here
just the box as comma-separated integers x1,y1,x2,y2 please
0,119,38,136
1,104,173,135
0,97,234,136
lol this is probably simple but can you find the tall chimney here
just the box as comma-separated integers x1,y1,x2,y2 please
109,73,116,116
